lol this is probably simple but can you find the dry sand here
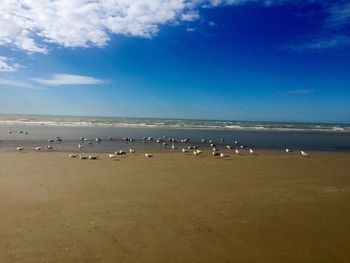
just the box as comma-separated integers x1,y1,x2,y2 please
0,150,350,262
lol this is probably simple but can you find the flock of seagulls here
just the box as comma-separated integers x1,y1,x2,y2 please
13,133,311,159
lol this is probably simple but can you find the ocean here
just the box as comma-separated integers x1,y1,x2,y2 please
0,114,349,152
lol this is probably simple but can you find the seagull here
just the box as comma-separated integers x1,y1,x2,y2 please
47,145,53,150
212,152,220,156
226,145,233,149
301,150,308,157
80,137,85,141
210,143,216,147
212,148,218,152
220,153,228,158
48,138,54,143
235,149,240,154
96,138,101,143
249,149,254,154
193,150,202,155
129,148,135,153
116,150,126,155
35,147,42,151
68,154,77,158
285,148,293,153
171,144,176,150
78,144,84,149
79,155,88,160
88,155,99,160
109,153,117,158
108,153,117,158
86,141,92,145
182,148,189,153
145,153,153,157
16,147,24,151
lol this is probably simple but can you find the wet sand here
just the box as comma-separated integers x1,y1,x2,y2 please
0,150,350,262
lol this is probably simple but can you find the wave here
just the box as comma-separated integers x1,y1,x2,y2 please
0,115,349,132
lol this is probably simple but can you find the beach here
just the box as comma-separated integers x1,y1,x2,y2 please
0,150,349,262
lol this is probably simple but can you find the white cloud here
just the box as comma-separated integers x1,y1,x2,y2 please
0,0,192,53
0,56,20,72
32,74,104,86
1,0,349,55
0,78,42,89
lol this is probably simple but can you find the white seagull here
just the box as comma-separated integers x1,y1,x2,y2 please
193,150,202,155
145,153,153,157
249,149,254,154
35,147,42,151
109,153,117,158
235,149,240,155
129,148,135,153
68,154,77,158
301,151,308,157
16,147,24,151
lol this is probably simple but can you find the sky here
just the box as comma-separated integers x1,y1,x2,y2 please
0,0,349,123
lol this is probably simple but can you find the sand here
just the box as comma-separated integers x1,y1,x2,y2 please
0,150,350,262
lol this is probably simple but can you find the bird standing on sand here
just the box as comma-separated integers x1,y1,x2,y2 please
88,155,99,160
235,149,240,154
109,153,117,158
301,151,308,157
286,148,293,153
249,149,254,154
220,153,228,158
68,154,77,158
193,150,202,155
16,147,24,151
182,148,189,153
145,153,153,157
79,155,87,160
47,145,53,150
78,144,84,149
35,147,42,151
129,148,135,153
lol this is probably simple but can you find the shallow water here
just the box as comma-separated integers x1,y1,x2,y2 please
1,123,350,152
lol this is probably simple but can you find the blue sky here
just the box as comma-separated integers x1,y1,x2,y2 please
0,0,349,123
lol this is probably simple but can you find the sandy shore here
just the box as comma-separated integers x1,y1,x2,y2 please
0,150,350,262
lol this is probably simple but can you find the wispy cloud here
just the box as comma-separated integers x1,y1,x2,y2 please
31,74,104,86
284,35,350,51
0,78,42,90
325,1,350,28
0,56,20,72
288,89,315,94
186,27,197,32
